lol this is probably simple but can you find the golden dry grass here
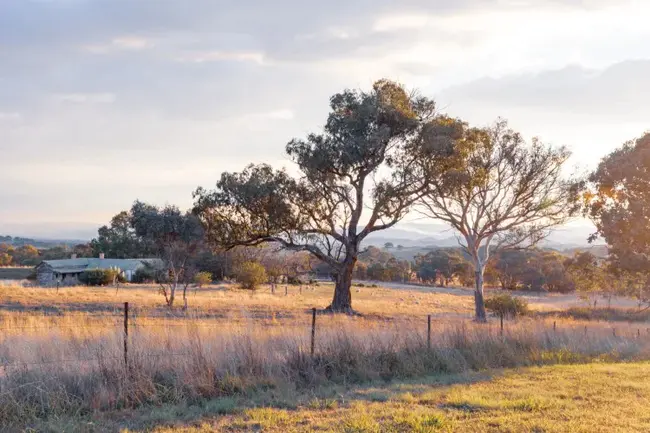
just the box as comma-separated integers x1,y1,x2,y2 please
0,282,475,330
1,282,649,431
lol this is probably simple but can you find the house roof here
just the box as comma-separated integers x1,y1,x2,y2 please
39,258,163,273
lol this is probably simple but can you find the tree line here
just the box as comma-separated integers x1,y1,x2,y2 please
13,79,650,321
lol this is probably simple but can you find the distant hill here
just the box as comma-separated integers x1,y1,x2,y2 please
363,221,606,260
0,235,85,249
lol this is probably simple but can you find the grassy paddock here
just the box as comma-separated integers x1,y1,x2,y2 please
1,283,649,430
0,267,32,280
141,362,650,433
552,306,650,323
2,315,649,430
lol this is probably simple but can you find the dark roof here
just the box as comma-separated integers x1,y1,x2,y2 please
39,258,163,273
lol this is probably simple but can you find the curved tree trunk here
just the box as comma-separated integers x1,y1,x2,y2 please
328,258,356,313
474,269,487,322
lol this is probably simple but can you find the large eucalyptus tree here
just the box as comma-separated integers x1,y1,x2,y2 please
193,80,442,312
414,118,578,321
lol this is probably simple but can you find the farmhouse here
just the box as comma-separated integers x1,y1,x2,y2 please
35,253,162,286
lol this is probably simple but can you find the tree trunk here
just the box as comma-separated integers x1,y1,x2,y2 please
182,284,188,311
474,269,487,322
328,259,355,313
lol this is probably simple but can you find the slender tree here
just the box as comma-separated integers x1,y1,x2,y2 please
414,118,578,321
193,80,440,313
130,201,204,308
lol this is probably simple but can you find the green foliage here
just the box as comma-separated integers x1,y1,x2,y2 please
564,251,604,293
585,133,650,265
486,249,573,293
132,266,157,284
415,118,578,320
485,293,529,319
193,80,442,311
354,246,411,282
413,248,471,286
91,211,155,259
79,268,121,286
234,261,267,290
193,271,212,287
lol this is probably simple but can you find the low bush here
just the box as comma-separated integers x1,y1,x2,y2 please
78,268,122,286
485,293,529,320
193,271,213,288
234,261,267,290
132,267,157,284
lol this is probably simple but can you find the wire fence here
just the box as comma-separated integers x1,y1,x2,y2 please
1,302,650,372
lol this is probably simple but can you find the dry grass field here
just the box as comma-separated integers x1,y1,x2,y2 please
1,282,649,431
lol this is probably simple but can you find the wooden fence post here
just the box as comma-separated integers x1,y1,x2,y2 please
124,302,129,368
500,315,504,336
311,308,317,357
553,321,556,332
427,315,431,350
285,286,288,296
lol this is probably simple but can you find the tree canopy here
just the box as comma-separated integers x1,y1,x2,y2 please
585,133,650,271
193,80,444,312
414,118,578,320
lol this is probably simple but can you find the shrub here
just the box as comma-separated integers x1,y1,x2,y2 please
193,271,213,288
485,293,529,320
234,261,267,290
132,267,157,284
79,268,121,286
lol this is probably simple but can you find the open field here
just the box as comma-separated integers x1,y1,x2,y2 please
141,362,650,433
0,267,32,280
1,283,649,431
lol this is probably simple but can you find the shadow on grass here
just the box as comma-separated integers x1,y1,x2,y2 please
37,370,499,432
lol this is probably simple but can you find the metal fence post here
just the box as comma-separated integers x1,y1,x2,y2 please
427,314,431,349
124,302,129,368
311,307,316,357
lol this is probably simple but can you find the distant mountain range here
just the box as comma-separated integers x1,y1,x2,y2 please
363,222,601,250
1,220,603,254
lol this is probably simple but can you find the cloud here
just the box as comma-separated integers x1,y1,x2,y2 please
53,93,117,104
83,36,152,53
0,112,21,121
0,0,649,236
174,50,266,64
440,60,650,120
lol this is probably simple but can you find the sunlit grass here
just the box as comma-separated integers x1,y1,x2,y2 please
145,362,650,433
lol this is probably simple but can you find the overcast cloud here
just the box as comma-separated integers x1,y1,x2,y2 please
1,0,649,238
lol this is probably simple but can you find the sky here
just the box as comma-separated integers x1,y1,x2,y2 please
1,0,649,240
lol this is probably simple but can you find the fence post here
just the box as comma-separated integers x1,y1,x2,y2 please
584,325,587,335
285,285,288,296
427,315,431,349
311,308,316,357
613,328,616,338
638,329,641,338
553,321,556,332
500,315,504,336
124,302,129,368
